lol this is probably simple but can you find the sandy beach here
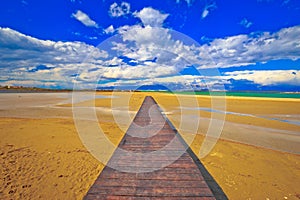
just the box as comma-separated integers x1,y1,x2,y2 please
0,91,299,199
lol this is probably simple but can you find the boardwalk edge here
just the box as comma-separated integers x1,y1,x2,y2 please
156,97,228,200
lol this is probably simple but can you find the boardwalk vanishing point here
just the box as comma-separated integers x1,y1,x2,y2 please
85,96,227,200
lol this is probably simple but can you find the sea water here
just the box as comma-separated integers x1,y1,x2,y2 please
164,91,300,99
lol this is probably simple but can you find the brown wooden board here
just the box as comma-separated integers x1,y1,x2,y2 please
84,96,227,200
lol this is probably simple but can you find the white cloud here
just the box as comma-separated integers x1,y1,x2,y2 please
1,7,193,89
88,36,98,40
111,22,300,81
119,25,170,47
97,74,228,91
198,25,300,68
201,1,217,19
134,7,169,27
104,25,115,34
222,70,300,86
104,56,124,66
175,0,194,6
1,20,300,90
202,9,209,18
72,10,99,28
240,18,253,28
114,24,199,72
102,63,176,80
0,27,108,88
109,2,131,18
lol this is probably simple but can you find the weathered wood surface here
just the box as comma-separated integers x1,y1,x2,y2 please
85,96,227,199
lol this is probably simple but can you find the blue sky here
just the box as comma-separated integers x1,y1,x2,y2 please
0,0,300,91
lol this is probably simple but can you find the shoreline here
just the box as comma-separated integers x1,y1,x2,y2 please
157,92,300,102
1,89,300,101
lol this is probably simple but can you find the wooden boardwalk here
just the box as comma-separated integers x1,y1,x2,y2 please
85,96,227,200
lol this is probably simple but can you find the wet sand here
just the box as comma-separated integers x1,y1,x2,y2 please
152,93,300,199
0,92,299,199
0,92,143,199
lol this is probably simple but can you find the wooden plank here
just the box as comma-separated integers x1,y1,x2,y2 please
84,96,227,199
85,195,216,200
93,179,209,188
88,186,214,196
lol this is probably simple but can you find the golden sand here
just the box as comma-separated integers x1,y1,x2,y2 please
0,92,143,199
0,92,299,199
152,92,300,199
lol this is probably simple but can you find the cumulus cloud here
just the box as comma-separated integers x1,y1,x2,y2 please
72,10,99,28
0,27,107,65
104,25,115,34
102,63,176,80
1,23,194,89
134,7,169,27
96,21,300,87
0,27,108,88
114,24,200,76
112,18,300,88
109,2,131,17
198,25,300,68
1,7,192,89
97,74,228,91
240,18,253,28
222,70,300,86
116,21,300,72
1,15,300,90
119,25,170,47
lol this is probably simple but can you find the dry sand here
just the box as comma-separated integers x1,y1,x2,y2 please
0,91,299,199
0,92,144,199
